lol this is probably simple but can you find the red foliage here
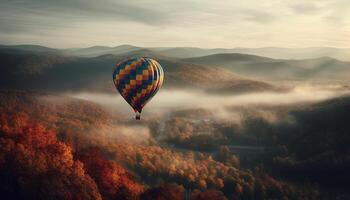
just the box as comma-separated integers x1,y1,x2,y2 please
140,183,185,200
0,112,102,200
191,189,227,200
0,91,319,200
78,147,144,200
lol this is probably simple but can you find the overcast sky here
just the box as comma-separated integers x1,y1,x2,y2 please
0,0,349,48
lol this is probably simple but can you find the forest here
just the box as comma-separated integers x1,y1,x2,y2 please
2,90,349,199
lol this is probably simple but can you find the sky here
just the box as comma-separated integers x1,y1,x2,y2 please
0,0,349,48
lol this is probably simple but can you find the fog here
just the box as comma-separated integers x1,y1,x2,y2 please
91,124,152,143
67,83,350,119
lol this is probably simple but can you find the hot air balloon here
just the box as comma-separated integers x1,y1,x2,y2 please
112,57,164,120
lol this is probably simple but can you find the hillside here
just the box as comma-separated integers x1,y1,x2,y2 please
155,47,350,61
0,90,146,200
2,44,350,61
0,90,326,200
64,45,142,57
183,53,350,80
1,89,349,198
149,92,350,197
226,47,350,61
0,44,61,54
0,50,277,94
2,45,349,92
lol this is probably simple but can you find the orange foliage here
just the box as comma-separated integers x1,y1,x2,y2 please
0,112,101,200
78,147,144,200
140,183,185,200
191,189,227,200
109,142,241,190
0,91,318,200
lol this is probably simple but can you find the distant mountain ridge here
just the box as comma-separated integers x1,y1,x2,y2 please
183,53,350,80
0,44,60,54
0,49,278,94
1,44,350,61
1,44,349,92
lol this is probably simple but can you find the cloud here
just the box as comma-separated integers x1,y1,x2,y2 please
290,3,322,15
240,9,274,23
0,0,166,26
67,83,350,119
0,0,349,48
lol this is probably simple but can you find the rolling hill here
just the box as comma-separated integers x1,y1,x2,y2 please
0,44,61,54
183,53,350,80
64,44,142,57
1,44,350,61
1,44,349,92
1,90,322,200
154,46,350,61
0,49,277,94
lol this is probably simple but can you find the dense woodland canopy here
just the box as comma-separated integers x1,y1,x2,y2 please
3,90,348,199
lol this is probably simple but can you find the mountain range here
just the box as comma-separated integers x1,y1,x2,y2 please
183,53,350,80
1,44,349,94
0,48,277,93
1,44,350,61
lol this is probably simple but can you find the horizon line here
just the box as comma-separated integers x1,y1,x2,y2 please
1,43,350,50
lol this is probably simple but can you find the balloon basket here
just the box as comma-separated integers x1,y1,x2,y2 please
135,112,141,120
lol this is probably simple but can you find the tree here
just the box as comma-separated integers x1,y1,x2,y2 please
141,183,185,200
0,113,102,200
78,147,144,200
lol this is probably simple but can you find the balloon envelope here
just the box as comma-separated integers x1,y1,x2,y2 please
112,57,164,119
